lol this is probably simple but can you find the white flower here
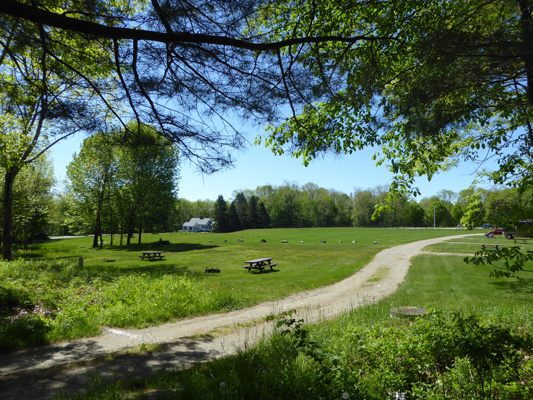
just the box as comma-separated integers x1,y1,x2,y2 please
219,382,226,389
342,392,350,399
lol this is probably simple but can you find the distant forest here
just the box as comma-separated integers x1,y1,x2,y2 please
177,183,533,233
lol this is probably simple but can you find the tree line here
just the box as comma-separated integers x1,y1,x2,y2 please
2,1,532,269
2,159,532,250
178,184,533,231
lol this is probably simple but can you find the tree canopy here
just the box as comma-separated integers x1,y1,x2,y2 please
257,0,533,202
5,0,532,198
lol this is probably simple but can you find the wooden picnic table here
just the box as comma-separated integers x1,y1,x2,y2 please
482,244,500,251
139,251,165,261
243,257,277,273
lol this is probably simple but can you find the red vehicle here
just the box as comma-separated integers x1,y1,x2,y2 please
486,229,503,238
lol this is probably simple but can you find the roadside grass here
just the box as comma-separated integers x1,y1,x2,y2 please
424,234,533,255
66,235,533,400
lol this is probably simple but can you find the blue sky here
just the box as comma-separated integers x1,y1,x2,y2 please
50,131,486,202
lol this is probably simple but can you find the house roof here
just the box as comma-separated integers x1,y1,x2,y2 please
183,218,213,227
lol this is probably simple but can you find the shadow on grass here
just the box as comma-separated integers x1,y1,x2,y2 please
488,277,533,294
110,242,218,253
14,253,81,261
245,269,281,275
19,241,218,264
104,263,199,277
0,335,217,400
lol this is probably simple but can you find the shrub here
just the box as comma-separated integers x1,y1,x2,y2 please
0,315,52,351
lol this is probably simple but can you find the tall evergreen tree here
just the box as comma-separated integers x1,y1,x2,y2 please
258,201,270,229
214,195,230,233
248,196,260,229
227,202,241,232
233,192,249,229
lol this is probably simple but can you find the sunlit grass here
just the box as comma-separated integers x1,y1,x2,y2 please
1,228,470,351
66,236,533,400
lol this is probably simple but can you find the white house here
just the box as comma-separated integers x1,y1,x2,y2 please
182,217,214,232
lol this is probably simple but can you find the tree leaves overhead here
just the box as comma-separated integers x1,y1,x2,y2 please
257,0,533,199
3,0,533,187
1,0,411,173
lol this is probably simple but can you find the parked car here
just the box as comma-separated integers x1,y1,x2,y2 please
486,229,503,238
503,221,533,239
482,223,493,229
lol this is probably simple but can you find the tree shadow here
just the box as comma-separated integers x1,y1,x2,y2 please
112,242,218,253
106,263,200,278
0,334,218,400
246,268,280,275
488,277,533,295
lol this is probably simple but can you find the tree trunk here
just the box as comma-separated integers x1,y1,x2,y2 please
23,227,28,251
126,211,135,245
109,192,114,246
517,0,533,105
93,199,102,248
138,222,142,244
92,216,100,248
119,222,123,247
2,167,19,261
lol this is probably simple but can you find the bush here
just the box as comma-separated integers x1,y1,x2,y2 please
324,310,533,399
0,315,52,351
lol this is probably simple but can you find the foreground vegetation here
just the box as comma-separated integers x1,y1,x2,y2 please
61,234,533,400
0,228,467,351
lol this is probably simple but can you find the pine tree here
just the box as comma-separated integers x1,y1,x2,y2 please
248,196,260,229
214,195,230,233
258,201,271,229
234,192,249,229
228,202,241,232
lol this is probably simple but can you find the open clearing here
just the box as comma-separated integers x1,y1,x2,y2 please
0,233,481,400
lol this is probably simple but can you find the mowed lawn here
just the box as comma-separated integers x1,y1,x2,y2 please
26,228,472,303
1,228,471,349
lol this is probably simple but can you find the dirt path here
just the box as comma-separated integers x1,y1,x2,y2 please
0,234,477,399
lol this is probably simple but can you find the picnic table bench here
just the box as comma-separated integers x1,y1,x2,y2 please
156,239,171,246
481,244,500,251
243,257,277,273
139,251,165,261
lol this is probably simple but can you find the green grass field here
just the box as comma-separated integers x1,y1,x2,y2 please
1,228,471,351
59,229,533,400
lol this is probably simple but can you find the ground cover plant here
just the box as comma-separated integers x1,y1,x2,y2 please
65,233,533,400
0,228,467,351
